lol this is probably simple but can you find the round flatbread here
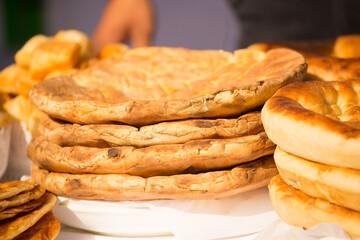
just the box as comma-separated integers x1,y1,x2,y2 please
29,47,306,126
39,111,264,148
28,132,275,177
274,147,360,212
31,156,277,201
0,192,57,240
262,79,360,170
269,175,360,239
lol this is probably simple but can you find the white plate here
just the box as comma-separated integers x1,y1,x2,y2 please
53,187,278,239
53,197,173,237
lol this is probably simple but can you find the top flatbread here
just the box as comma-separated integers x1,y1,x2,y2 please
261,79,360,170
30,47,306,126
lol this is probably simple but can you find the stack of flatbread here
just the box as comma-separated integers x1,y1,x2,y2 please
262,79,360,238
27,46,307,201
248,34,360,82
0,179,59,239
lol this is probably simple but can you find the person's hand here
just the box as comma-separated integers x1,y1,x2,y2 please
92,0,154,52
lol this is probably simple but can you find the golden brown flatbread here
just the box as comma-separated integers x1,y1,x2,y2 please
305,57,360,81
28,132,275,177
13,211,60,240
248,35,360,81
274,147,360,212
39,111,264,147
29,47,306,126
0,185,46,212
262,79,360,170
249,35,360,59
31,156,277,201
0,180,36,201
0,192,57,240
248,39,335,59
269,175,360,239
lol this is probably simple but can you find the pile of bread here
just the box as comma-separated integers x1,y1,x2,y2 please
26,43,308,201
256,36,360,238
0,30,98,134
0,179,59,239
5,29,360,237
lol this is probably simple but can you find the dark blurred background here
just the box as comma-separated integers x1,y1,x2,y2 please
0,0,240,69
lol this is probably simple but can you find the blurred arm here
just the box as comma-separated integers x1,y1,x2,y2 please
93,0,154,51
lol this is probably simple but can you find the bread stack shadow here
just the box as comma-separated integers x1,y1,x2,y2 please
27,46,307,201
0,179,59,239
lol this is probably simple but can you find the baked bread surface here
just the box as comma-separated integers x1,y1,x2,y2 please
274,147,360,212
262,79,360,169
28,132,275,177
30,47,306,125
31,157,277,201
269,175,360,239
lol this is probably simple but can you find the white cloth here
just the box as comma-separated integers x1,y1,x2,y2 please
1,121,32,182
0,123,11,180
255,219,355,240
53,187,277,240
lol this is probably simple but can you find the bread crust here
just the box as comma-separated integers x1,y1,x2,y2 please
248,35,360,59
29,47,306,126
306,57,360,81
269,175,360,239
274,147,360,212
39,112,264,147
27,132,275,177
31,157,277,201
262,80,360,169
248,35,360,81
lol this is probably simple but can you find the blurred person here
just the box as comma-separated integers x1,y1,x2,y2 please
93,0,360,51
92,0,154,51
